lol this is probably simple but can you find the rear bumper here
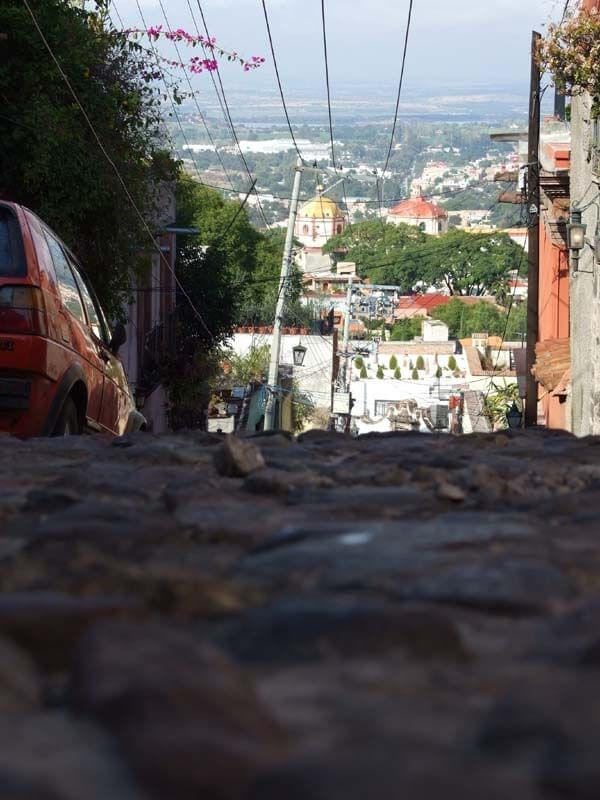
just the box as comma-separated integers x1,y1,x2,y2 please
0,377,31,410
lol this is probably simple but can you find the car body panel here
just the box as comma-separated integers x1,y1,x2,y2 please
0,201,142,437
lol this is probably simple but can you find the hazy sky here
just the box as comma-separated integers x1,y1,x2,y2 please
113,0,562,93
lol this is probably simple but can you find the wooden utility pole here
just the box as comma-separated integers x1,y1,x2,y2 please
525,30,541,427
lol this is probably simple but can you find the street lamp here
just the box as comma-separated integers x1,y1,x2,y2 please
506,402,523,429
567,208,587,271
292,341,307,367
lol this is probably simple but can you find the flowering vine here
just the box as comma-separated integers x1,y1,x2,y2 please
539,8,600,115
124,27,265,73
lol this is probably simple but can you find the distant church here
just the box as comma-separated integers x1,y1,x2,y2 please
294,187,346,271
386,186,448,235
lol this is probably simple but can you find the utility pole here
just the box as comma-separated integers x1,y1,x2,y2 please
340,275,353,390
264,157,303,431
525,31,541,427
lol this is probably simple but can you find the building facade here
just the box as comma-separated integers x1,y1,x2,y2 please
386,195,448,235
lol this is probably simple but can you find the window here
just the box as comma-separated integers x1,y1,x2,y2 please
70,259,105,341
45,233,85,323
302,224,309,234
375,400,399,416
0,207,26,278
419,222,426,232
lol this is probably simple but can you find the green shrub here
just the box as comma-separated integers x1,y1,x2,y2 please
376,366,384,379
394,367,401,379
411,368,419,380
416,355,425,370
354,356,364,369
448,355,457,371
435,366,443,378
389,354,398,370
360,365,368,379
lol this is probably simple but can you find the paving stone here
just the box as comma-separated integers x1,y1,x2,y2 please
213,435,266,477
1,428,600,798
0,636,41,712
0,712,142,800
216,596,468,663
0,592,143,670
72,620,286,799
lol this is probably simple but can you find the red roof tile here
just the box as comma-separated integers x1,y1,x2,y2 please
388,195,448,220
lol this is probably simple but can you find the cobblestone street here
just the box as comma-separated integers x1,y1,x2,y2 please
1,428,600,798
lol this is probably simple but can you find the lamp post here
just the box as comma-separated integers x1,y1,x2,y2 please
506,402,523,429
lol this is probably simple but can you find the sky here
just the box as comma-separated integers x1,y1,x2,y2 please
113,0,563,94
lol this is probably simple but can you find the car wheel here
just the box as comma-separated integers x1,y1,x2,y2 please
52,397,81,436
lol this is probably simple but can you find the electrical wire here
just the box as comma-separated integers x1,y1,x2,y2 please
382,0,414,177
194,0,272,230
155,0,236,191
259,0,303,161
320,0,337,171
23,0,214,340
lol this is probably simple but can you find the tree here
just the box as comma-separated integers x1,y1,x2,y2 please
0,0,178,316
432,298,505,338
322,220,428,289
223,344,270,386
376,366,384,379
394,367,401,379
411,368,419,380
389,355,398,369
354,356,364,369
390,318,422,341
448,355,457,371
435,366,443,378
360,365,368,379
416,355,425,370
416,230,522,297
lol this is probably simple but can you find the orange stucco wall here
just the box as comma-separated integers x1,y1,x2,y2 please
539,219,569,342
538,217,570,429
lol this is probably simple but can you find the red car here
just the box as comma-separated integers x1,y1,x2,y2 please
0,201,145,437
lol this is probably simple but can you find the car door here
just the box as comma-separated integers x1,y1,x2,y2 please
44,233,105,427
67,259,131,434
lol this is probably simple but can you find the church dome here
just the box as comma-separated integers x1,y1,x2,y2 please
298,193,342,219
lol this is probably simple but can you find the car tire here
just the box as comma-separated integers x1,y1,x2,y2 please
52,397,81,437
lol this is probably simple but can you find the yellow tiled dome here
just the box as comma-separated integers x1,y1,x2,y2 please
298,194,342,219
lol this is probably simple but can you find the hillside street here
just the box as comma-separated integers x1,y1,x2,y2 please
1,428,600,798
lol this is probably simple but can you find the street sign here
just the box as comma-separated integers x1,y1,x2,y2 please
333,392,351,414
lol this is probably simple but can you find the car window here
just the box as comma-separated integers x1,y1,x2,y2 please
45,233,85,324
69,259,105,342
0,207,26,277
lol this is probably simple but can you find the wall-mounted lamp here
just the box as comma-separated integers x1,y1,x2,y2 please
292,341,307,367
567,208,587,272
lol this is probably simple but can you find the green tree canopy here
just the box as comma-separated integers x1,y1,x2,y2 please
0,0,177,315
431,298,525,339
322,220,428,289
390,317,423,341
415,230,522,297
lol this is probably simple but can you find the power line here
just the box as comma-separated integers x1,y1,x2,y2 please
184,0,238,155
382,0,414,176
259,0,303,161
23,0,214,340
320,0,337,171
155,0,236,191
194,0,272,230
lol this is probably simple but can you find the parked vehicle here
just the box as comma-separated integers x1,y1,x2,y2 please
0,201,145,437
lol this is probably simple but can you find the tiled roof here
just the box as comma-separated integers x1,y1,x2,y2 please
388,195,448,219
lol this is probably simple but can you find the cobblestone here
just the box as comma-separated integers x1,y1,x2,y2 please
1,428,600,798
